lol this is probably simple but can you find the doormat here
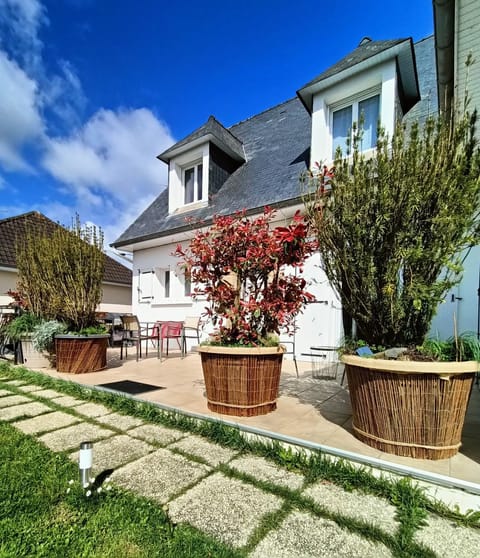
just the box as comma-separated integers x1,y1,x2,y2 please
97,380,165,395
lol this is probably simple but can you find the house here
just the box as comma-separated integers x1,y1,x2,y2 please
0,212,132,314
112,32,440,356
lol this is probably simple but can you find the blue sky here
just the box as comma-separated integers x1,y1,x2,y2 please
0,0,434,250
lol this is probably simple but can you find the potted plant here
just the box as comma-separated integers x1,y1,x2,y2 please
175,207,316,416
1,310,44,367
304,104,480,459
16,216,109,374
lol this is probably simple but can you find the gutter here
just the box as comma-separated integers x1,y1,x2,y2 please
433,0,455,113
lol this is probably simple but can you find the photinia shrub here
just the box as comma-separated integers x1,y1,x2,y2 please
175,207,316,346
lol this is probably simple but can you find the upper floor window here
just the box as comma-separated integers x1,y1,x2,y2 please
332,94,380,157
184,162,203,205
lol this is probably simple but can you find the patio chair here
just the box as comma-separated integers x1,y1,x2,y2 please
182,316,201,355
281,337,298,377
120,315,158,361
159,321,183,359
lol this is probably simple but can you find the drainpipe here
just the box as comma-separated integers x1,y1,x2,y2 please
433,0,455,114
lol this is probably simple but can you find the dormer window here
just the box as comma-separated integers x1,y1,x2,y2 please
184,162,203,204
332,93,380,157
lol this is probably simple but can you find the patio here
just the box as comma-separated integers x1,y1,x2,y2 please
38,347,480,487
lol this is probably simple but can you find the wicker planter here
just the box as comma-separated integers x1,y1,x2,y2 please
20,336,52,369
342,355,477,460
198,345,285,417
55,334,109,374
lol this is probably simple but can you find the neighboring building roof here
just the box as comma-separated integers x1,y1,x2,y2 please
158,115,245,163
113,97,311,248
0,212,132,286
297,38,420,115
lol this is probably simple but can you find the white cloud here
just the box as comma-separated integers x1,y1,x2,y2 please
0,51,44,170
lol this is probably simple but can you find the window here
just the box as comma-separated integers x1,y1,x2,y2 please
184,274,191,297
332,94,380,157
164,270,170,299
184,163,203,204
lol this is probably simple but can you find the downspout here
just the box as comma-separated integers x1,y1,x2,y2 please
433,0,456,114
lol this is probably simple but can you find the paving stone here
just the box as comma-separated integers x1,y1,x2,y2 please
128,424,185,445
13,411,80,435
3,380,26,386
169,434,238,466
31,389,65,399
38,422,115,452
168,472,283,548
112,448,210,505
50,395,85,407
0,395,33,407
303,481,398,535
414,514,480,558
249,510,393,557
70,434,155,472
73,402,112,418
0,401,52,421
16,384,45,393
229,455,304,491
95,413,144,431
0,389,14,397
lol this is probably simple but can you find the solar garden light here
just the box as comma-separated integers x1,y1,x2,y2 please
79,441,93,485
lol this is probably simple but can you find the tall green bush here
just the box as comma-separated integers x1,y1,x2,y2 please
304,108,480,347
16,217,105,331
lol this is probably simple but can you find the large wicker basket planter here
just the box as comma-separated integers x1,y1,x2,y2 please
342,355,477,460
55,334,109,374
198,345,285,417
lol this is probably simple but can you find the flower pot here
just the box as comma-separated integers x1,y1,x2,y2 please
198,345,285,417
342,355,477,460
20,336,52,369
55,334,110,374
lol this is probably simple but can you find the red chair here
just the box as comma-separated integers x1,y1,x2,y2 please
159,321,183,358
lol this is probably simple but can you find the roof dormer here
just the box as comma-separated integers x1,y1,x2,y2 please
158,116,245,214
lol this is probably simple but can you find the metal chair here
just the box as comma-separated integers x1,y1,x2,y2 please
120,315,157,361
159,321,183,359
182,316,201,356
281,337,299,377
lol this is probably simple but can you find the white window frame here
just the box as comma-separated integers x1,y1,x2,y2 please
183,160,203,205
330,87,381,157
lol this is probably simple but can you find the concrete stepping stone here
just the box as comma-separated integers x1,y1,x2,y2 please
13,411,80,435
16,384,45,393
38,422,115,452
70,434,155,472
0,401,51,421
229,455,304,491
128,423,185,445
0,389,14,397
0,395,33,408
73,402,112,418
169,434,238,466
50,396,85,407
112,447,210,505
168,472,283,548
414,514,480,557
303,481,398,535
249,510,393,557
95,412,144,431
29,389,64,399
2,380,26,386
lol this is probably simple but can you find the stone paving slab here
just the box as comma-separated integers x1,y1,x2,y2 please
169,434,238,466
95,412,144,431
229,455,304,491
50,395,85,407
0,389,14,397
303,481,399,535
168,472,283,548
0,401,52,421
38,422,115,452
112,447,210,505
249,510,393,557
0,394,33,408
15,384,45,393
13,411,80,435
73,402,112,418
28,389,64,399
70,434,155,472
128,423,185,445
414,514,480,557
2,380,26,386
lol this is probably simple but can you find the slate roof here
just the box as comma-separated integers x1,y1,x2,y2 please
113,97,311,248
0,212,132,286
158,115,245,163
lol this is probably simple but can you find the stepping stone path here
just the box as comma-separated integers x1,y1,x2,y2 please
1,375,480,557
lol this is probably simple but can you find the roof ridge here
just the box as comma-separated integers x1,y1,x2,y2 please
0,210,43,225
